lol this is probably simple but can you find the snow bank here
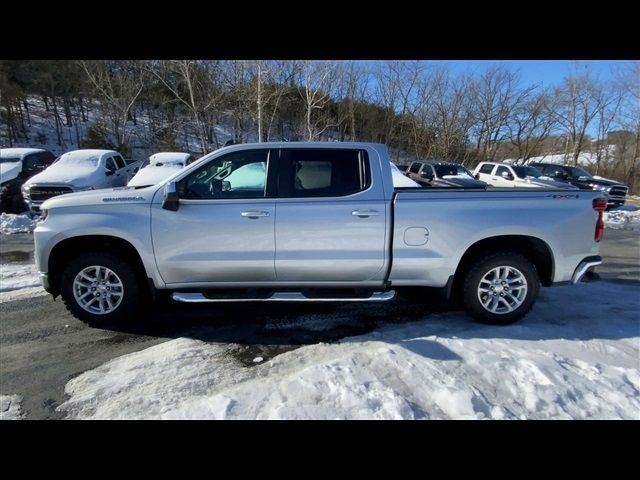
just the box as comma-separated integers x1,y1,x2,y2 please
0,263,46,302
0,395,24,420
605,206,640,232
0,263,40,292
58,280,640,420
0,213,37,235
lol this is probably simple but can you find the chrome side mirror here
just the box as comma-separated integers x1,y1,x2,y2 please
162,181,179,211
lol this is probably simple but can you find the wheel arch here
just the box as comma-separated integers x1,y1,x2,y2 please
48,235,150,298
450,234,554,301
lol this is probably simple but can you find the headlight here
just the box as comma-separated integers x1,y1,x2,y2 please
21,184,30,196
590,184,609,192
72,186,94,192
38,209,48,222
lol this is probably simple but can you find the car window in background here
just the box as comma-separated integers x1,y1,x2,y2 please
512,166,542,179
565,166,593,179
105,158,118,173
479,164,494,174
434,164,474,178
113,156,126,170
409,162,422,174
496,166,511,177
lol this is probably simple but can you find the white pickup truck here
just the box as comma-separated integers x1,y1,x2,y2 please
22,149,142,213
34,143,605,326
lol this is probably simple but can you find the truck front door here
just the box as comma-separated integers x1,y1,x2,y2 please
151,149,277,285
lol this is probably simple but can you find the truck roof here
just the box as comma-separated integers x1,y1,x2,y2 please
0,148,47,158
213,141,387,152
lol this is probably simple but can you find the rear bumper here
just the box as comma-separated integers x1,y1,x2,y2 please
571,255,602,284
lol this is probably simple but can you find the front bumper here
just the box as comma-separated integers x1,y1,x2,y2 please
39,272,51,293
571,255,602,284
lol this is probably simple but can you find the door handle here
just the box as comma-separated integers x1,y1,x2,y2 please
241,211,270,219
352,210,380,218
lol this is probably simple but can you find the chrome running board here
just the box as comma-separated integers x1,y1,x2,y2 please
171,291,396,303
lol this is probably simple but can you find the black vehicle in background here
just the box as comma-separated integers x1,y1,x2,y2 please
528,162,628,210
1,148,57,213
406,160,487,189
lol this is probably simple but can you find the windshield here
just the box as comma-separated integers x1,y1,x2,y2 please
433,164,473,178
0,157,21,164
512,166,542,179
55,155,99,167
564,166,593,179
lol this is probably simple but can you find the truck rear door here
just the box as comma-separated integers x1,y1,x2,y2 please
274,148,387,283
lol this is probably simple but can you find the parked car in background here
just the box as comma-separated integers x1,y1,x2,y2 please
22,149,142,213
127,152,194,188
406,160,487,188
528,162,628,210
473,162,578,189
1,148,56,213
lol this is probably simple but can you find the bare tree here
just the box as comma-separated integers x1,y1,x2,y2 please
298,61,338,141
553,64,605,165
507,88,557,163
80,60,146,149
147,60,222,153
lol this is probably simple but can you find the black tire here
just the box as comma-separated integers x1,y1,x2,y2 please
60,252,141,326
462,252,540,325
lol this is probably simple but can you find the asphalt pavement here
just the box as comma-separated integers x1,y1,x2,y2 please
1,229,638,419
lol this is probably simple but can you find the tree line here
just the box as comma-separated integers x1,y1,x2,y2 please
1,60,638,192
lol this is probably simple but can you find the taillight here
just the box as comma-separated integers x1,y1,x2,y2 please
593,198,607,242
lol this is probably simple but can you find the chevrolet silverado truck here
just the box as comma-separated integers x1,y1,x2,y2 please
22,149,142,213
34,142,606,326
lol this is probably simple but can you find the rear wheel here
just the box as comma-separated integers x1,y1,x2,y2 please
462,252,539,325
60,252,141,325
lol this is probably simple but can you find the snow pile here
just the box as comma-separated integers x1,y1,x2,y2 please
0,263,45,302
0,213,37,235
0,395,24,420
0,263,41,292
58,280,640,420
605,206,640,232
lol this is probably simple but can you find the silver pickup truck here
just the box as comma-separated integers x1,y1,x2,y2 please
34,142,605,326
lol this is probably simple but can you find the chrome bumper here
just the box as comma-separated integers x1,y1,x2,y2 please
571,256,602,284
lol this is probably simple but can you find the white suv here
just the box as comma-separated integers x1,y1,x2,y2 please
473,162,576,189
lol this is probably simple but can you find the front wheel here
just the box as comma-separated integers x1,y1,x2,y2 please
462,252,540,325
60,252,141,325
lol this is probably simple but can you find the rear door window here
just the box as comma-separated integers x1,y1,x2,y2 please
280,149,369,198
496,166,511,177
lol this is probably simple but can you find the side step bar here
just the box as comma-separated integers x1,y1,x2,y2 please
171,291,396,303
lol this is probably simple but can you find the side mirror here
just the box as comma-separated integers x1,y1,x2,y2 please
106,169,115,176
162,181,180,211
474,173,480,180
555,171,568,180
501,171,514,180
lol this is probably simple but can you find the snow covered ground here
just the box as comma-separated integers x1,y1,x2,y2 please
57,280,640,420
605,205,640,232
0,263,46,302
0,395,24,420
0,212,38,235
